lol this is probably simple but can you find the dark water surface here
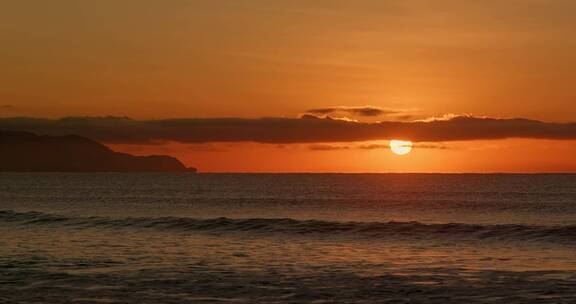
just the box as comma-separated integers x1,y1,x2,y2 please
1,173,576,303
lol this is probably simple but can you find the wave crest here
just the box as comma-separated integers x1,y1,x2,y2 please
1,210,575,244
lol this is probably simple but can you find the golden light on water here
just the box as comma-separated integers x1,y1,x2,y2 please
389,140,413,155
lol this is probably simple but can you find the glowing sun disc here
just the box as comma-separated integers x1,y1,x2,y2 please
389,140,413,155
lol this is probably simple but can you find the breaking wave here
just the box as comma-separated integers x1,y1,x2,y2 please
1,210,575,245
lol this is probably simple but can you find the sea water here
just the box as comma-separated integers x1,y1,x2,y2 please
1,173,575,303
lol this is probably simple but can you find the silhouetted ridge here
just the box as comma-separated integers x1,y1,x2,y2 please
0,130,197,172
1,210,574,245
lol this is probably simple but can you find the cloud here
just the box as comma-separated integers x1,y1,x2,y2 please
413,143,450,150
357,144,388,150
391,114,421,121
309,143,450,151
0,115,576,144
308,144,351,151
306,106,401,117
300,113,359,122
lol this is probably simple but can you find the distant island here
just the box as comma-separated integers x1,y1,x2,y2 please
0,130,197,172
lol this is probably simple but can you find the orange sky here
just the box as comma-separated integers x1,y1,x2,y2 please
107,139,576,173
2,1,576,172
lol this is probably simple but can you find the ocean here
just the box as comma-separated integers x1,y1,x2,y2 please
1,173,575,303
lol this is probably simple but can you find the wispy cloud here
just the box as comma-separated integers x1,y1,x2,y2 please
305,106,402,117
309,143,450,151
308,144,352,151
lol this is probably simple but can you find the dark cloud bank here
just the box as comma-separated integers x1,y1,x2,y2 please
0,115,575,144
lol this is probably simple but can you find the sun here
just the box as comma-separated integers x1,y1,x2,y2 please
389,140,413,155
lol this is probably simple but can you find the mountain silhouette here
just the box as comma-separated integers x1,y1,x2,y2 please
0,130,197,172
